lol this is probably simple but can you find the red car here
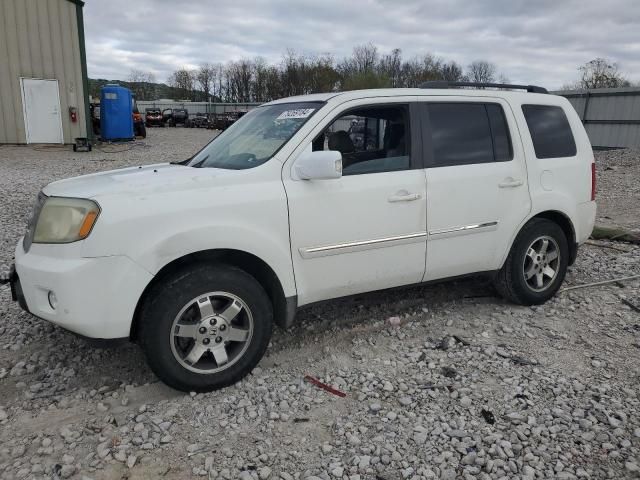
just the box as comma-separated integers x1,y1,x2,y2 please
145,108,162,127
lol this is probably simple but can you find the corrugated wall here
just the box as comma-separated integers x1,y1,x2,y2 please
557,88,640,149
0,0,87,143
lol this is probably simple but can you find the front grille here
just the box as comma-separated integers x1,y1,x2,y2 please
22,192,47,253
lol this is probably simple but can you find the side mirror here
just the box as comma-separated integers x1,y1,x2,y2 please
295,150,343,180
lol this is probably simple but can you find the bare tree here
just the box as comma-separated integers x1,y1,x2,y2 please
307,54,339,94
214,64,225,101
379,48,403,87
127,69,156,100
338,43,379,86
280,50,310,97
351,43,378,74
197,63,217,101
226,60,253,102
441,61,464,82
161,47,526,102
394,54,443,87
467,61,497,83
251,57,269,102
168,68,197,100
579,58,630,89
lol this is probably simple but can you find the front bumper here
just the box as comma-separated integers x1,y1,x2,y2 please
9,265,28,312
13,241,153,339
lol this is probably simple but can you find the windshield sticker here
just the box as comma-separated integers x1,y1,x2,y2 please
276,108,315,120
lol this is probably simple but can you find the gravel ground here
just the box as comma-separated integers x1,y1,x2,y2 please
0,129,639,480
594,148,640,233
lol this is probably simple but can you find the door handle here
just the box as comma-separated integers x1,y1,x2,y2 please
498,177,524,188
388,191,421,202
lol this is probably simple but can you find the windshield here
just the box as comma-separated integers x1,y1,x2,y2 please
188,102,323,169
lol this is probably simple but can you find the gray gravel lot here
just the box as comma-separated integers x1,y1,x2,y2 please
0,129,639,480
594,148,640,233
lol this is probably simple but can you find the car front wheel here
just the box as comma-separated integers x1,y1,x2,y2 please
139,264,273,392
494,218,569,305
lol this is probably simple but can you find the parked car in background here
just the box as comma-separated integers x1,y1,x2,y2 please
10,82,596,392
145,108,162,127
132,108,146,138
161,108,173,127
160,108,189,127
186,113,208,128
171,108,189,127
209,113,228,130
206,113,219,130
210,111,248,131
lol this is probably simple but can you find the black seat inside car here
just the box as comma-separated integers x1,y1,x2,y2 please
328,130,355,154
384,123,405,156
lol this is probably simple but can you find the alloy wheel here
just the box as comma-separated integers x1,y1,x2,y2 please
522,235,561,292
170,292,253,374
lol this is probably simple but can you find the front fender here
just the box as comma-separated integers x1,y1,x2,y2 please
80,162,296,297
136,224,297,297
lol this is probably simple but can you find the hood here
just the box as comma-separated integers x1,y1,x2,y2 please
43,163,237,199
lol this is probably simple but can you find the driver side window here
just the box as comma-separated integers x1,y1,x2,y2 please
312,105,410,175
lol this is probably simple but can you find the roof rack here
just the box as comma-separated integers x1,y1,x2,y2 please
419,81,548,94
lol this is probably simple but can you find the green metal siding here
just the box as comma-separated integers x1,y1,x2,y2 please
0,0,88,143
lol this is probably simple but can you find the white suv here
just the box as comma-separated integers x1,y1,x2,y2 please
10,82,596,392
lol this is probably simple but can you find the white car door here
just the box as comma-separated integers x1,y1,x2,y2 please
283,98,427,305
418,97,531,281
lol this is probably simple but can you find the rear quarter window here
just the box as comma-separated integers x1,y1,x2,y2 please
522,105,577,159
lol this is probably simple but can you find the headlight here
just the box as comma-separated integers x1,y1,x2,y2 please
33,197,100,244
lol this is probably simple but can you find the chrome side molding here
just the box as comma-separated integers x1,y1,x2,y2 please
429,221,499,239
299,232,427,259
299,222,498,259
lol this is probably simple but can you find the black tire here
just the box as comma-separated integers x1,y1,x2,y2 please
494,218,569,305
139,263,273,392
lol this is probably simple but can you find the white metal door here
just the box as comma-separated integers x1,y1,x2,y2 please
20,78,64,144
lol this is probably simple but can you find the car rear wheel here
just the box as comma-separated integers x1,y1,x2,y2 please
139,264,273,392
494,218,569,305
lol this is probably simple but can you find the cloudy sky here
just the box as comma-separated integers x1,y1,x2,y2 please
84,0,640,90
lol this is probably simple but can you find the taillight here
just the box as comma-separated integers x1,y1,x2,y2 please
591,162,596,201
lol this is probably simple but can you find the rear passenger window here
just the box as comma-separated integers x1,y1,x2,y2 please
426,103,513,167
522,105,577,159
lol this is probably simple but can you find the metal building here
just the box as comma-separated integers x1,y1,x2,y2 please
557,87,640,149
0,0,90,144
